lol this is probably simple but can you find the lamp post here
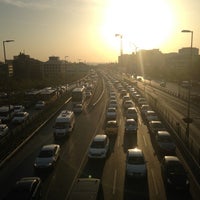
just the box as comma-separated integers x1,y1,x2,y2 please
181,29,193,145
115,34,123,56
3,40,14,63
3,40,14,119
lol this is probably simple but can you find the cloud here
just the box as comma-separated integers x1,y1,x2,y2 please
0,0,56,9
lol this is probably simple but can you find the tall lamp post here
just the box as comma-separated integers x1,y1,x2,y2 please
2,40,14,118
181,29,193,145
3,40,14,63
115,34,123,56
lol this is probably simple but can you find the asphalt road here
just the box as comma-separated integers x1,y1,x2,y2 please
0,74,197,200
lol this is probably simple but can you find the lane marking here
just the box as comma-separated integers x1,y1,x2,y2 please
112,169,117,195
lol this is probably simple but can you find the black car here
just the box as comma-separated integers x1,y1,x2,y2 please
161,156,190,192
3,177,42,200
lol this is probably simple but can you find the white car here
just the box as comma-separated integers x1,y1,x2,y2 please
12,112,29,124
88,134,110,159
126,148,147,179
34,144,61,171
35,101,46,109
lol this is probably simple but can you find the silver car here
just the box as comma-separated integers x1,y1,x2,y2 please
126,148,147,179
88,134,110,159
34,144,60,171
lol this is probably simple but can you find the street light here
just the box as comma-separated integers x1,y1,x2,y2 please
181,29,193,145
2,40,14,119
115,34,123,56
3,40,14,63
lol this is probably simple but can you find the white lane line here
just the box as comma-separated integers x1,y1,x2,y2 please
151,169,158,195
112,169,117,195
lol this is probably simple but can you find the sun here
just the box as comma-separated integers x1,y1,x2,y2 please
101,0,175,53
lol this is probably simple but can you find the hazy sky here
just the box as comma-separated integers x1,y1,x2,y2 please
0,0,199,63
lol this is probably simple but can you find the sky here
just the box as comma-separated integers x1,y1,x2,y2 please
0,0,200,63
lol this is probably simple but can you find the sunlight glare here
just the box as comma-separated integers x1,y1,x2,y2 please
101,0,175,53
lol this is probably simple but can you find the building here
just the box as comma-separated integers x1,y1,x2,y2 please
12,53,43,80
42,56,66,80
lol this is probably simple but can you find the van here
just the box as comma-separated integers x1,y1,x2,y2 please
53,110,75,139
68,177,102,200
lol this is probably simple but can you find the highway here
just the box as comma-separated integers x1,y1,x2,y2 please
0,73,199,200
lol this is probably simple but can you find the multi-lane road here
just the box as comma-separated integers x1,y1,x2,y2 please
0,74,199,200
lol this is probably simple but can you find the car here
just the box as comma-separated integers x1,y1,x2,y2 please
35,100,46,109
137,98,148,106
145,110,159,123
125,148,147,179
3,177,42,200
34,144,61,171
140,104,151,117
68,177,102,200
155,131,176,156
122,95,131,104
11,111,29,124
86,91,92,98
105,120,118,136
88,134,110,159
73,103,83,113
125,118,138,133
13,105,25,113
109,100,117,108
161,156,190,192
125,107,138,121
123,100,134,110
106,107,117,120
148,120,166,136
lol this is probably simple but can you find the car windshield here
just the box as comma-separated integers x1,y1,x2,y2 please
167,162,185,175
107,123,117,128
128,156,145,164
38,149,53,157
91,141,105,148
14,113,25,117
158,136,172,143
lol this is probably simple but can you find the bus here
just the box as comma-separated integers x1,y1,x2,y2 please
71,87,86,106
68,177,102,200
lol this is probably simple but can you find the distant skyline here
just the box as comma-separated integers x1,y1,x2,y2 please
0,0,200,63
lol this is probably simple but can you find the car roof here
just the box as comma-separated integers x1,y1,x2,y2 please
149,120,162,124
157,131,170,136
127,107,136,110
127,148,143,157
93,134,107,141
107,120,117,124
146,110,156,114
164,156,180,162
41,144,59,151
126,118,136,123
